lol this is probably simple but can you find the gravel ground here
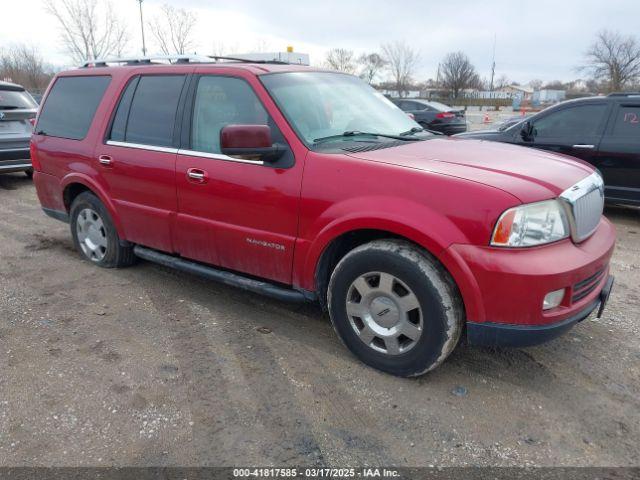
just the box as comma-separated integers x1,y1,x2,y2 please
0,173,638,467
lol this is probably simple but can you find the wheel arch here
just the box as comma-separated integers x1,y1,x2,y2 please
60,173,126,239
307,215,469,314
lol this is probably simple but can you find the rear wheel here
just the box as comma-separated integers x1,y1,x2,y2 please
69,192,135,268
327,239,464,377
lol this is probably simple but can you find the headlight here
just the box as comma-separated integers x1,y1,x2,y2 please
491,200,570,247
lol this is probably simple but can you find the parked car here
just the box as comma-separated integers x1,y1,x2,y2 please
0,81,37,177
455,94,640,206
31,58,615,377
392,99,467,135
492,113,532,131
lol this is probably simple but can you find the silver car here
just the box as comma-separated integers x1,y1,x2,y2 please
0,81,37,177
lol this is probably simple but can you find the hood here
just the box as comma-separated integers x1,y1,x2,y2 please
345,138,594,204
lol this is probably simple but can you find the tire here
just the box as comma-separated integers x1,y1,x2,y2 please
69,192,135,268
327,239,464,377
24,169,34,179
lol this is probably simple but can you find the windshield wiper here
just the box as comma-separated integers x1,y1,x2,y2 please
313,130,415,144
399,126,425,136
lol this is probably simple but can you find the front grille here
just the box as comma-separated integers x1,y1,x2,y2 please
560,172,605,243
573,188,604,240
572,268,605,303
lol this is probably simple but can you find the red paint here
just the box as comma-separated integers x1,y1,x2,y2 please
32,63,616,328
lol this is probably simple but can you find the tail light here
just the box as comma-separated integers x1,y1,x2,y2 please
29,118,36,128
407,113,415,120
436,112,455,119
30,142,42,171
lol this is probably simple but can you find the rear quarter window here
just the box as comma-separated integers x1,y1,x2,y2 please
611,105,640,140
37,76,111,140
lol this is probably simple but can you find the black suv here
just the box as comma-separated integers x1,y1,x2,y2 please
455,93,640,206
0,81,37,177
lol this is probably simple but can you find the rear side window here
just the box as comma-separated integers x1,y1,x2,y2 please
37,76,111,140
611,106,640,139
0,89,37,109
112,75,186,147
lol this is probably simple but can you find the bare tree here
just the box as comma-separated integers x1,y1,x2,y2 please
583,30,640,92
440,51,478,98
543,80,565,90
210,40,240,58
381,41,420,97
494,74,511,90
528,78,543,90
44,0,128,64
325,48,356,73
148,4,198,55
358,52,387,84
0,44,56,92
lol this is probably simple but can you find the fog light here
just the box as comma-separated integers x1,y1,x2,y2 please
543,289,565,310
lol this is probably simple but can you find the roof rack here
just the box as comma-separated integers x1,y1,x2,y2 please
607,92,640,97
80,54,287,68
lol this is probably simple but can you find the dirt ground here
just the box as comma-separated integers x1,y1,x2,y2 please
0,173,638,467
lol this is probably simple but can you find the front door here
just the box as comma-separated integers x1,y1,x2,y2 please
174,74,303,284
596,103,640,204
523,102,610,166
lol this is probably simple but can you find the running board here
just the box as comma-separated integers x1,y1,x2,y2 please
133,245,309,303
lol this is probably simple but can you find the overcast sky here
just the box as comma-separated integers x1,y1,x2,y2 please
2,0,638,84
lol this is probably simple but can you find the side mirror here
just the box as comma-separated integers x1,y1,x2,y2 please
520,121,535,142
220,124,284,162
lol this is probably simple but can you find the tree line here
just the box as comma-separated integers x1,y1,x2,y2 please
1,0,639,97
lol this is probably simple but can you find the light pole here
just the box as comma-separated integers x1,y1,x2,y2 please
137,0,147,56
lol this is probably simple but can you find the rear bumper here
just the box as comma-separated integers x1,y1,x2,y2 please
467,276,614,347
431,123,467,136
0,157,32,173
0,147,30,162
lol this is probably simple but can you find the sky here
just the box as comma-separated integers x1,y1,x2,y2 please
1,0,638,85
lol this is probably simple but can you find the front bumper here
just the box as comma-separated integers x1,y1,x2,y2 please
445,218,616,345
467,276,614,347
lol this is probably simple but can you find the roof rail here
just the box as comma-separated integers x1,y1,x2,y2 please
607,92,640,97
80,54,287,68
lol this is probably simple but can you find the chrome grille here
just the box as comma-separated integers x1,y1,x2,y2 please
560,172,605,243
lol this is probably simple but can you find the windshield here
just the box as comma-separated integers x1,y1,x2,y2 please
261,72,423,145
0,89,37,110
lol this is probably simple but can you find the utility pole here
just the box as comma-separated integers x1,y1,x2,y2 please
137,0,147,56
489,33,496,92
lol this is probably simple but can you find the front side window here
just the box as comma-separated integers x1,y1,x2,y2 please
611,106,640,140
109,75,185,147
37,76,111,140
261,72,420,145
533,104,607,138
190,76,270,154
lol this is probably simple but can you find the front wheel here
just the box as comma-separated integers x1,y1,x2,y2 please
327,239,464,377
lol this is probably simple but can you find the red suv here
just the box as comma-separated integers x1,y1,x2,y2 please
31,57,615,377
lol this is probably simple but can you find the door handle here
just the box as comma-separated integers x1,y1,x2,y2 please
187,168,207,183
572,144,595,149
98,154,113,166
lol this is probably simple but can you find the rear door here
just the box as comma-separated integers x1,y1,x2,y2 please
595,102,640,204
174,73,303,283
524,102,610,165
98,74,188,252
